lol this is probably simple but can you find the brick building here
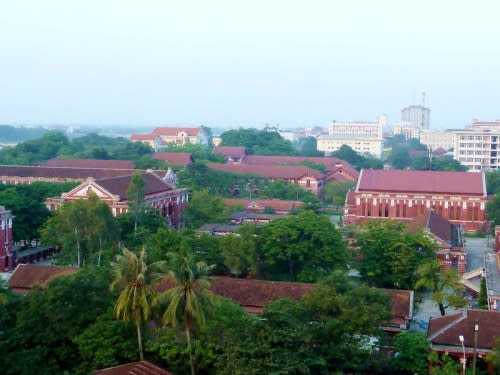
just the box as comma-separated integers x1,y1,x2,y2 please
46,172,189,229
344,169,488,232
0,206,15,271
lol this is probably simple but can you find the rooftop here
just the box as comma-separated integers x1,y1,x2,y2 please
152,127,202,137
44,158,135,170
92,361,174,375
357,169,486,196
152,152,194,166
8,264,78,292
407,210,462,247
485,252,500,297
206,163,324,180
213,146,247,159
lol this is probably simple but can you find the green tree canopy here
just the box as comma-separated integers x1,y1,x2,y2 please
220,128,295,155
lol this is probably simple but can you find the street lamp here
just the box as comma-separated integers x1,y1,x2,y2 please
473,324,479,375
459,335,466,375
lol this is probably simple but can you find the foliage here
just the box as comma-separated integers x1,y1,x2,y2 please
183,190,230,229
259,211,347,281
127,173,146,236
356,220,436,289
73,312,138,373
296,136,323,156
0,125,48,142
391,332,429,374
428,352,463,375
220,128,295,155
388,144,412,169
486,171,500,194
0,268,114,375
41,194,120,266
110,248,166,360
330,144,383,170
220,225,258,277
488,337,500,374
415,259,467,316
323,181,356,207
412,155,467,171
487,193,500,231
478,278,488,309
160,248,217,375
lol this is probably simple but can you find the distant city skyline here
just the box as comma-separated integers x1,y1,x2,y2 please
1,1,499,130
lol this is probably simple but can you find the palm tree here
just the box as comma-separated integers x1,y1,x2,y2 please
161,247,216,375
110,247,165,360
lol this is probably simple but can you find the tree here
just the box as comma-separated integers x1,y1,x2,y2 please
259,211,347,281
220,225,258,277
478,278,488,309
110,248,166,360
486,171,500,195
356,220,436,289
428,352,463,375
323,181,356,208
220,128,295,155
183,190,228,229
41,194,119,266
297,136,323,156
127,173,146,237
391,332,429,374
487,193,500,231
330,144,383,170
388,145,412,169
160,248,216,375
415,259,467,316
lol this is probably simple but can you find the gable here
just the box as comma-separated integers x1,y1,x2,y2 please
62,179,118,201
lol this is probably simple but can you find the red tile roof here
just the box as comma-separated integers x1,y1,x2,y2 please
223,198,304,212
92,361,174,375
8,264,78,292
358,169,486,196
153,152,194,166
152,127,202,137
130,134,156,141
407,210,452,243
214,146,247,159
206,163,324,180
95,172,173,201
432,147,447,155
428,310,500,350
0,165,155,181
243,155,358,177
44,158,135,170
155,277,412,324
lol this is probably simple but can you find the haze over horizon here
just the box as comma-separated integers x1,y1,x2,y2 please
1,1,499,130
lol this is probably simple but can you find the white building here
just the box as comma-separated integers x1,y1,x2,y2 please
393,121,420,140
470,119,500,130
401,105,430,130
453,128,500,171
318,116,385,158
420,130,456,151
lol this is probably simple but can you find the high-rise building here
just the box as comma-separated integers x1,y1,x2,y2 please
401,105,430,130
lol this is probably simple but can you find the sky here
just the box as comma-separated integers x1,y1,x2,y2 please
0,0,499,130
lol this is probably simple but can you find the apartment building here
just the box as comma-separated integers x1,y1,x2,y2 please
401,105,430,129
317,116,385,158
420,130,455,151
393,121,420,140
453,127,500,171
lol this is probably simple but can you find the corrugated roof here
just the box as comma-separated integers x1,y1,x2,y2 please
428,310,500,349
358,169,485,195
8,264,78,291
206,163,324,180
44,158,135,170
95,172,173,201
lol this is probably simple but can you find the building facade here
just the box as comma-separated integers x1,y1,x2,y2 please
344,169,488,232
0,206,15,271
401,105,430,129
130,127,210,148
453,129,500,171
420,130,456,151
45,172,189,229
393,121,420,140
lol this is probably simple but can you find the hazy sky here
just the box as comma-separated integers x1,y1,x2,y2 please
1,0,499,129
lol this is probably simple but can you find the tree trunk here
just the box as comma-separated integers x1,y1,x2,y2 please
439,303,446,316
185,320,195,375
75,227,81,267
136,320,144,361
98,236,102,267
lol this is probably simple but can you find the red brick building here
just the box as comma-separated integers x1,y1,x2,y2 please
46,172,189,229
407,210,466,273
344,169,488,232
0,206,15,271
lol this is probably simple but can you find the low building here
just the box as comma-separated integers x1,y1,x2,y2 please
223,198,304,215
229,211,284,225
344,169,488,232
130,126,210,147
45,171,189,228
214,146,247,163
317,134,384,159
152,152,194,167
407,210,466,273
197,223,238,236
206,163,325,195
427,310,500,371
453,126,500,172
0,206,14,271
420,130,456,151
8,264,78,293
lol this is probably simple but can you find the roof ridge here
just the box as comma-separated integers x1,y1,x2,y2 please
428,311,468,340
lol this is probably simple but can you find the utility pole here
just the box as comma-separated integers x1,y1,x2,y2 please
473,323,479,375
